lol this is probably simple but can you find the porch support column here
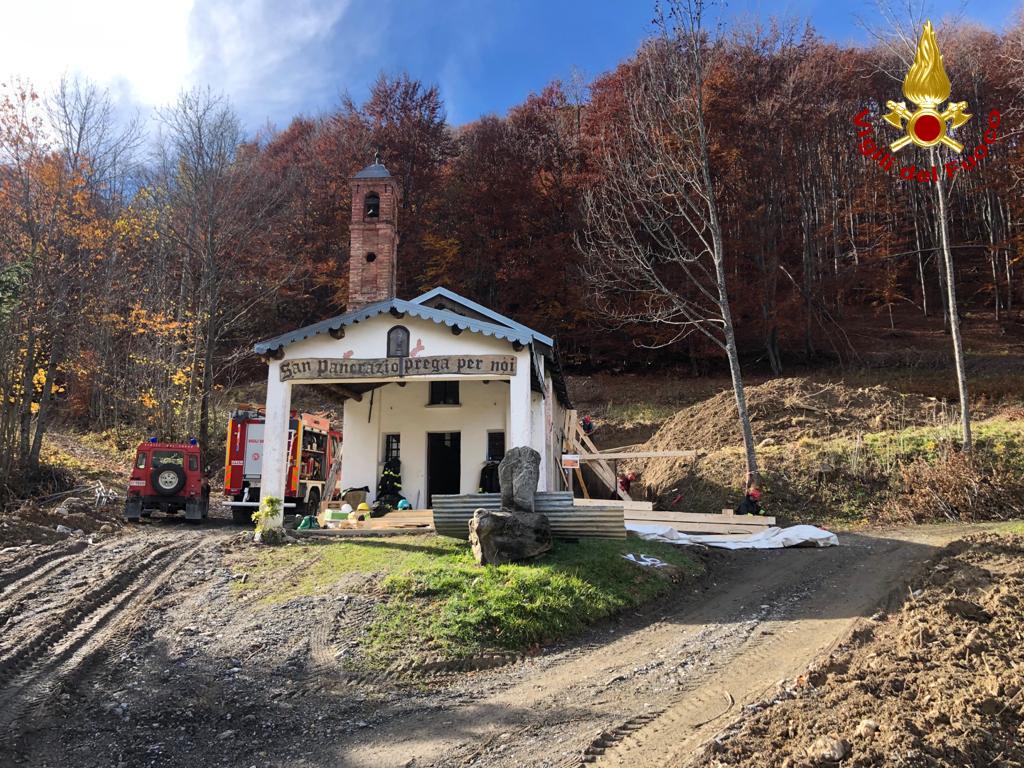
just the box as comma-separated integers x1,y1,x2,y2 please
508,348,532,451
260,361,293,529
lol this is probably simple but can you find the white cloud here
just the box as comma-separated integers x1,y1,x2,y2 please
0,0,195,106
0,0,356,127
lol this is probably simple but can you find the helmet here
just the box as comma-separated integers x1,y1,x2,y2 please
748,488,762,501
341,503,353,514
396,499,412,510
357,502,371,512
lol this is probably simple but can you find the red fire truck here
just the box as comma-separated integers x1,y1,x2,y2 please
224,404,342,525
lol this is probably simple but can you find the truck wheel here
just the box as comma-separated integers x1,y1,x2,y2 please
231,508,251,526
152,464,186,496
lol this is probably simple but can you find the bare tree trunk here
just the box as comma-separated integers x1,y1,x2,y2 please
931,148,972,452
579,0,759,492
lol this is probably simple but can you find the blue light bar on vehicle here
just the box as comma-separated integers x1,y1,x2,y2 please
149,437,158,443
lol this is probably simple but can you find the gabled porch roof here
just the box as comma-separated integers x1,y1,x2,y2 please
254,288,553,355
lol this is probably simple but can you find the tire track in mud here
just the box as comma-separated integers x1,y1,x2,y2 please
575,540,921,767
0,539,88,594
581,619,806,766
0,539,160,641
0,538,210,745
0,543,92,633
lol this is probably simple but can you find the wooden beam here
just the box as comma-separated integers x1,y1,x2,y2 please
324,384,363,402
626,521,770,535
574,466,590,499
328,326,346,339
625,509,775,526
575,499,654,512
580,450,699,461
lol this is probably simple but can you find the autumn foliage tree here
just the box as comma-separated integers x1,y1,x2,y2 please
1,10,1023,499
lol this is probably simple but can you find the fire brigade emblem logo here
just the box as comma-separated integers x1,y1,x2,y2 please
883,21,971,152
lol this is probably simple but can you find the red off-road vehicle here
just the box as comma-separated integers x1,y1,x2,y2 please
124,439,210,523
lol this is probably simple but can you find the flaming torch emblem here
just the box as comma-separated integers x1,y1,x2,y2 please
883,21,971,152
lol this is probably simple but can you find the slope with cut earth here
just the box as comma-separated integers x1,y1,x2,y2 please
621,377,1024,527
688,533,1024,767
635,377,951,498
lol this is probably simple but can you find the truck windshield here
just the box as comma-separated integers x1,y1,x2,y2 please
153,450,184,465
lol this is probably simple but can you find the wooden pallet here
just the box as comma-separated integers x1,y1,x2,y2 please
624,509,775,536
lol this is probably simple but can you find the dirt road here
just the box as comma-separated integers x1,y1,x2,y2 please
0,524,986,767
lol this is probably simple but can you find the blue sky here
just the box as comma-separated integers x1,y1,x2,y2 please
0,0,1019,131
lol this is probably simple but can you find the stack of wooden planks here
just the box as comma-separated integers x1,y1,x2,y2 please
623,507,775,535
297,508,435,538
357,509,434,529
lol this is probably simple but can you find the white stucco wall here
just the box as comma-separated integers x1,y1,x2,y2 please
261,312,551,510
342,379,510,506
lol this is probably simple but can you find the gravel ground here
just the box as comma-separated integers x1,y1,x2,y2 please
0,522,1013,767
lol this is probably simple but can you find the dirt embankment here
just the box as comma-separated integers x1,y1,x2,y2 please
0,498,126,549
629,377,986,513
690,533,1024,768
644,377,945,455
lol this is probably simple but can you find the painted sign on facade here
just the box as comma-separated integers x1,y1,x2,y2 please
280,355,518,382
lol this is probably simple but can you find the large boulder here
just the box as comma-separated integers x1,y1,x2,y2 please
498,446,541,514
469,509,552,566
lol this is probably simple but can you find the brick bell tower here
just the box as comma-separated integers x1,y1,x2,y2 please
348,152,401,309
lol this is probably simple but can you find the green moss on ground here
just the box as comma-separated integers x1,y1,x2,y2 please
231,535,702,663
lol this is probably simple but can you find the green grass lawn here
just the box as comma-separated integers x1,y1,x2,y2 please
231,535,702,663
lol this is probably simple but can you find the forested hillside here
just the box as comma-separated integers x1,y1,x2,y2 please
1,18,1022,496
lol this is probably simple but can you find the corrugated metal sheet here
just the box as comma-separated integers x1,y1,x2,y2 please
433,493,624,540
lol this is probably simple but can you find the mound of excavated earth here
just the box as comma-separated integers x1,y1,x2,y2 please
635,377,945,496
644,378,943,454
690,533,1024,767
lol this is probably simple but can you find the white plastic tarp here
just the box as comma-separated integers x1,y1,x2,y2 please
626,523,839,549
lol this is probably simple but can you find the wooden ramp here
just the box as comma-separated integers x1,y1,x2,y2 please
433,492,625,540
623,508,775,536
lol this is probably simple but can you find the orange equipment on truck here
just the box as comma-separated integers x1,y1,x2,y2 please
224,404,342,525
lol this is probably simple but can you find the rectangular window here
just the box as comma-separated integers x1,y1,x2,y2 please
487,432,505,462
188,455,199,472
383,434,401,462
153,450,184,465
428,381,460,406
136,452,147,469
